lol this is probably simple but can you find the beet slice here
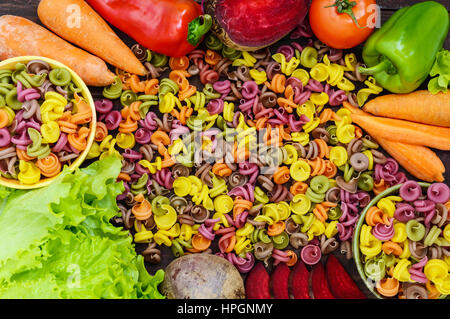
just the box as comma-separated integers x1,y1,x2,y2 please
205,0,309,50
270,263,291,299
245,262,271,299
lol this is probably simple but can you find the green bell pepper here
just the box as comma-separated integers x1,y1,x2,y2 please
358,1,449,94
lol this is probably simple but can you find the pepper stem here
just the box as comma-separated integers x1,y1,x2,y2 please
187,14,213,46
358,59,396,75
325,0,367,29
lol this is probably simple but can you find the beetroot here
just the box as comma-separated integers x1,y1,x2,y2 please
245,262,271,299
270,263,291,299
204,0,309,51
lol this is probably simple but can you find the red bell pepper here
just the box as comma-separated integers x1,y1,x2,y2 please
86,0,212,57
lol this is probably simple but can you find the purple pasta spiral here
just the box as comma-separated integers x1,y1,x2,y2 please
427,183,450,204
241,81,259,100
153,167,173,190
300,244,322,265
206,98,224,115
213,80,231,97
134,128,152,144
394,203,416,222
104,110,122,130
198,218,221,241
372,218,394,241
17,81,40,102
399,180,422,202
94,99,114,114
408,256,428,283
305,79,324,92
0,128,11,148
228,183,255,202
217,252,255,273
238,162,259,184
122,148,143,161
277,45,295,61
139,111,158,131
51,133,68,153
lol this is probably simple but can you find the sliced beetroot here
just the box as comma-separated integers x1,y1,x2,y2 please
311,262,335,299
289,261,311,299
326,254,367,299
270,263,290,299
206,0,309,49
245,262,271,299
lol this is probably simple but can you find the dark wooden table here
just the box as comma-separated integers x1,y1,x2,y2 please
1,0,449,299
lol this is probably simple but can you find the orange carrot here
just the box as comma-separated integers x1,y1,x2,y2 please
343,102,445,182
344,106,450,151
363,90,450,127
374,139,444,183
38,0,146,76
0,15,115,87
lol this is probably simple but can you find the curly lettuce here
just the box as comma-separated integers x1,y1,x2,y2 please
0,157,164,299
428,49,450,94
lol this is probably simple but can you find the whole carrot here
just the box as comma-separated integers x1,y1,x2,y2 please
0,15,115,87
363,90,450,127
38,0,147,76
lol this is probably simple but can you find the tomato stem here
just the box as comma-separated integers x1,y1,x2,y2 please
325,0,367,29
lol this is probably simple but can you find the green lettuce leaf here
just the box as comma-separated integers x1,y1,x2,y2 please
428,49,450,94
0,157,165,299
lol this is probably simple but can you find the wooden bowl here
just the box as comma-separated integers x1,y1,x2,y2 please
0,56,96,189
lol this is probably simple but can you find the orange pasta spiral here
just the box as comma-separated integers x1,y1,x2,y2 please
322,160,337,178
94,122,108,142
70,94,92,125
118,116,138,133
376,277,399,297
373,178,389,195
144,79,159,95
36,153,61,178
68,126,90,151
319,108,336,124
314,138,330,158
382,241,403,256
313,202,337,222
212,162,232,177
233,197,253,220
169,56,190,70
151,130,171,155
285,250,298,266
128,74,146,93
204,49,222,66
365,206,390,226
273,166,291,184
267,221,286,236
171,107,193,125
290,181,308,195
308,158,327,176
16,147,35,161
131,193,153,220
265,73,286,93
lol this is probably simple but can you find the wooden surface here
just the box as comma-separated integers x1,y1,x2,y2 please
1,0,449,299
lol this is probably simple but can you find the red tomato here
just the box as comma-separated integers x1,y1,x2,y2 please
309,0,378,49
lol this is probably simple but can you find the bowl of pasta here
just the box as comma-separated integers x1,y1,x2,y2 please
0,56,96,189
353,181,450,299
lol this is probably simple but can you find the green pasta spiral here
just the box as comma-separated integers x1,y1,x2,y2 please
309,175,330,194
361,137,379,149
26,128,51,159
0,69,12,84
137,94,158,118
12,63,46,88
103,76,123,99
222,46,242,60
406,219,426,242
364,257,386,282
49,68,72,87
358,171,374,191
326,125,339,145
130,173,149,195
423,225,441,247
250,228,271,244
120,90,138,107
158,78,179,97
151,195,171,216
203,83,221,101
271,231,289,249
151,52,168,68
327,206,342,220
205,34,223,51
